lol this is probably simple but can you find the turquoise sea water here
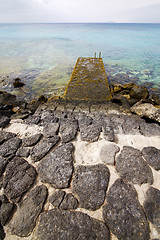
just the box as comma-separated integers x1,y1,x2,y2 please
0,23,160,100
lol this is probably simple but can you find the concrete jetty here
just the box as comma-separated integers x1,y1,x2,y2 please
64,57,112,101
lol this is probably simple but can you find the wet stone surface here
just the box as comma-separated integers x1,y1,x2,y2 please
142,147,160,170
116,146,153,185
103,178,150,240
9,185,47,237
30,136,60,162
143,187,160,233
0,137,22,158
34,208,110,240
3,156,37,203
72,164,110,210
38,143,74,188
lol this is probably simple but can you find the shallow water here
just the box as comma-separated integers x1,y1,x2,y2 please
0,23,160,100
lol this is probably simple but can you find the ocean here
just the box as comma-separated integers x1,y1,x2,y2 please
0,23,160,100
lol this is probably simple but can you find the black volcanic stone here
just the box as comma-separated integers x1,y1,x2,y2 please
116,146,153,185
0,115,10,128
0,137,22,157
103,118,115,142
49,190,65,208
122,115,144,134
0,131,16,145
142,147,160,170
72,164,110,210
59,119,78,143
34,209,110,240
43,123,59,137
0,195,14,226
0,222,5,240
22,133,42,147
16,147,30,158
103,178,150,240
30,136,60,162
60,193,78,210
80,124,101,142
143,187,160,233
9,185,47,237
24,115,41,125
38,143,74,188
0,157,8,177
3,156,37,203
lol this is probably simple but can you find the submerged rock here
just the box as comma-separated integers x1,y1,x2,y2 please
3,156,37,203
72,164,110,210
13,78,25,88
34,209,110,240
116,146,153,185
103,179,150,240
9,185,47,237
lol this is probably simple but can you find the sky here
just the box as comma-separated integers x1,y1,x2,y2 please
0,0,160,23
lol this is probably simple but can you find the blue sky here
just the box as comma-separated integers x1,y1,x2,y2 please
0,0,160,23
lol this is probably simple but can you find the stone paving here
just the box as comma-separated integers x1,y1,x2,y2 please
0,107,160,240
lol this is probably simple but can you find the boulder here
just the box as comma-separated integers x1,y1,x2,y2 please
13,78,25,88
130,85,149,100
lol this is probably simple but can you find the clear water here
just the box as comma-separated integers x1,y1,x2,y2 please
0,23,160,100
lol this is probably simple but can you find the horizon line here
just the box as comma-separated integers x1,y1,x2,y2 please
0,22,160,24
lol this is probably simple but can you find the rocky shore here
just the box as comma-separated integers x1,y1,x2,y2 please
0,85,160,240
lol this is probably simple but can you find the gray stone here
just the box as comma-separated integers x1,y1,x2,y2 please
142,147,160,170
22,133,42,147
116,146,153,185
77,114,93,128
40,110,58,125
49,190,65,207
130,85,149,100
0,195,14,226
24,115,40,125
0,116,10,128
122,115,144,134
0,137,22,157
30,136,60,162
43,122,59,137
9,185,47,237
143,187,160,233
59,119,78,143
72,164,110,210
38,143,74,188
103,178,150,240
0,131,16,145
140,122,160,136
60,193,78,210
108,114,125,134
80,124,101,142
34,208,110,240
100,143,120,165
3,156,37,203
103,118,115,142
0,157,8,177
16,147,30,158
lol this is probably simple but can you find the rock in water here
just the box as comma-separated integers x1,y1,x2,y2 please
130,85,149,100
34,209,110,240
9,185,47,237
103,179,150,240
38,143,74,188
72,164,110,210
143,187,160,233
13,78,25,88
116,146,153,185
3,156,37,203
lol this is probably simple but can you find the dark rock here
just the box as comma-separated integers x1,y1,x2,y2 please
0,91,16,106
100,143,120,165
0,131,16,145
59,119,78,143
122,115,144,134
60,193,78,210
22,133,42,147
150,93,160,105
80,124,101,142
40,110,59,125
130,85,149,100
16,147,30,158
103,118,115,142
0,137,22,157
0,157,8,177
49,190,65,207
43,123,59,137
3,156,37,203
13,78,25,88
37,95,48,103
143,187,160,233
30,136,60,162
9,185,47,237
116,146,153,185
108,114,125,134
24,115,41,125
78,114,93,128
103,179,150,240
0,223,5,240
122,82,135,90
11,111,31,120
140,122,160,136
72,164,110,210
142,147,160,170
0,195,14,226
34,208,110,240
38,143,74,188
0,116,10,128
